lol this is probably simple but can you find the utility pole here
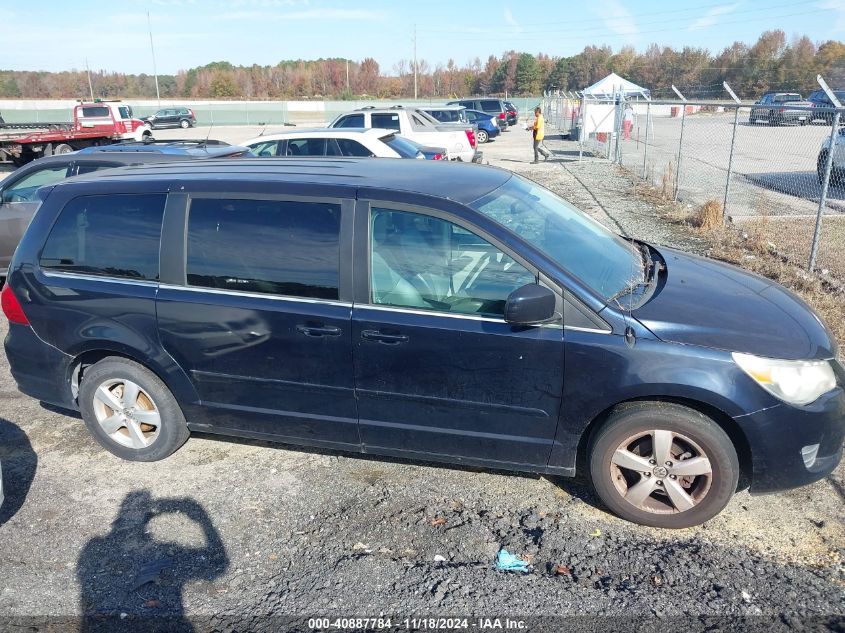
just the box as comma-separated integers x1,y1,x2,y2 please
147,11,161,107
413,24,418,100
85,58,94,101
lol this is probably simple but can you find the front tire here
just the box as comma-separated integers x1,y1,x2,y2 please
589,402,739,528
78,357,189,462
476,129,489,144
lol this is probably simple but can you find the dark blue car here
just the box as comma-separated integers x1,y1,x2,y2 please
2,159,843,528
464,109,501,144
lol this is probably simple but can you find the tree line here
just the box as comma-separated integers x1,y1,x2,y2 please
1,30,843,101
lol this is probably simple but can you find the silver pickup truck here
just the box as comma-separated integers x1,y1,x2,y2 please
749,93,813,126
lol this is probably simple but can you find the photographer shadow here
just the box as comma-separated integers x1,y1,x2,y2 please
77,490,228,633
0,417,37,527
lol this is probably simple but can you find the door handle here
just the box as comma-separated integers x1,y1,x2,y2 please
361,330,409,345
296,324,342,337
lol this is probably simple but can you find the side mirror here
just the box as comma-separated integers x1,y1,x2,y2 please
504,284,557,325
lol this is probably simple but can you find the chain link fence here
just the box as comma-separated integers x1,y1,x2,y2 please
574,97,845,281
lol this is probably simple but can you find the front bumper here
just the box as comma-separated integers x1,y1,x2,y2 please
739,386,845,493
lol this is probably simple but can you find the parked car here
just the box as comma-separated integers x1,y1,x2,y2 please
141,107,197,129
816,127,845,185
446,98,510,130
3,158,843,529
749,93,812,125
503,101,519,126
0,151,209,283
241,128,434,159
808,89,845,124
330,106,479,162
77,139,249,159
419,106,469,125
463,109,501,144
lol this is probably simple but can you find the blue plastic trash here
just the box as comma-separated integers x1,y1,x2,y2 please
496,549,529,573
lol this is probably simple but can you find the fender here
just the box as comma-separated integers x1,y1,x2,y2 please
548,332,776,469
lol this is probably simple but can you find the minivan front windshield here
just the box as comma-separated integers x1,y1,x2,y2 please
469,174,643,301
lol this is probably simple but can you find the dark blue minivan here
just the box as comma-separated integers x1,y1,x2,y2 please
3,158,843,528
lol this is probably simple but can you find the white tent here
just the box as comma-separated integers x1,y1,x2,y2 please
581,72,650,100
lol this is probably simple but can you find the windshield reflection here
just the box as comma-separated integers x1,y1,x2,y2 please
470,174,643,301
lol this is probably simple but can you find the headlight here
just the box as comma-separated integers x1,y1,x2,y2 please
732,352,837,406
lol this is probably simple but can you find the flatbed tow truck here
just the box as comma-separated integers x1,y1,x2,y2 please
0,100,152,165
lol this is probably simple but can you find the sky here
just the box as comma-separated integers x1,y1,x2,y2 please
2,0,845,75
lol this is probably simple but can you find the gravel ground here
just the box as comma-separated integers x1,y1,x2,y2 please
0,127,843,631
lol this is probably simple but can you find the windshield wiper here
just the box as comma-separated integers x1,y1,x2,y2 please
607,281,652,304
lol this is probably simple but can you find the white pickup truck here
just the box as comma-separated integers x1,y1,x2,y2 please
329,106,480,162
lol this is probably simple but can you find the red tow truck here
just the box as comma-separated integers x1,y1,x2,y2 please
0,100,152,165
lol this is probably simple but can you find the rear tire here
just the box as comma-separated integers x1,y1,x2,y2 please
53,143,73,155
78,357,190,462
180,119,191,129
589,402,739,528
476,129,489,144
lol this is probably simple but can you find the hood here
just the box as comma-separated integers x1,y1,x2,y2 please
632,247,836,360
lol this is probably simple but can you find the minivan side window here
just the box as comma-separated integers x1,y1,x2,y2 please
40,193,166,281
187,198,341,300
2,166,69,202
480,100,500,111
370,208,535,317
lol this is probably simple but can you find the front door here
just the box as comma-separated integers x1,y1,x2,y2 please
156,194,359,449
352,205,564,469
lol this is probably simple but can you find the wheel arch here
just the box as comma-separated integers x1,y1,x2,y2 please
68,346,199,408
575,395,753,490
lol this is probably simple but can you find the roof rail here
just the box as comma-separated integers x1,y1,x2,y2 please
356,105,377,110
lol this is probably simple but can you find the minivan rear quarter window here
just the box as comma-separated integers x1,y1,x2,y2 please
40,193,166,280
186,198,341,300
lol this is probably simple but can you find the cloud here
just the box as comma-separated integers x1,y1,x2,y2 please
219,8,385,20
596,0,638,38
688,3,741,31
819,0,845,32
503,7,523,33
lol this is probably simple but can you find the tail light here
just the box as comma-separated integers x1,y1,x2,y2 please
779,107,785,113
499,112,506,120
465,129,476,149
188,108,195,119
1,285,29,326
433,153,444,160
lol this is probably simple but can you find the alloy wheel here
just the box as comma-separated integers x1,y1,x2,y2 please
609,429,713,514
91,378,161,450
